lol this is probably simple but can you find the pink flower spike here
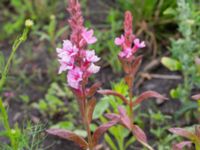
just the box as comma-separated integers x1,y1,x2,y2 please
82,29,97,44
67,67,83,89
87,63,100,74
115,35,125,46
85,50,100,62
134,38,146,48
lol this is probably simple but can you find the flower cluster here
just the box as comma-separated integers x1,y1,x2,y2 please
57,1,100,90
115,11,145,59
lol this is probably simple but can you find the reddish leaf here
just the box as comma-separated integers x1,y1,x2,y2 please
132,125,153,150
192,94,200,100
87,97,96,124
92,120,119,146
105,113,120,121
133,91,168,106
169,128,197,141
172,141,192,150
98,90,129,104
46,129,88,149
118,106,132,129
195,126,200,139
131,55,142,76
87,82,101,97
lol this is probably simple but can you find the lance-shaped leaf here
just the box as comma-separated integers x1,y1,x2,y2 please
172,141,192,150
133,91,168,106
87,82,101,97
195,126,200,140
131,55,142,76
98,90,129,105
105,113,120,121
87,97,96,124
118,106,132,129
92,120,119,146
132,125,154,150
168,128,197,141
46,129,88,149
192,94,200,100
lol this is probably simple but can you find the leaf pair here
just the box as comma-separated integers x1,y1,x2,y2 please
106,107,153,150
46,119,119,149
98,89,167,109
169,126,200,150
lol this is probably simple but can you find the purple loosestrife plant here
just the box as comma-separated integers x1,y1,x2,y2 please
168,94,200,150
98,11,167,150
169,126,200,150
47,0,118,149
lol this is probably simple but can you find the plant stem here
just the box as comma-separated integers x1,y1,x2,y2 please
0,28,29,92
0,27,30,150
128,75,134,124
0,98,16,149
196,143,200,150
81,82,93,150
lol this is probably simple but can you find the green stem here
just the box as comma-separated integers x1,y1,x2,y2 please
0,26,30,150
0,98,16,149
196,143,200,150
0,28,29,92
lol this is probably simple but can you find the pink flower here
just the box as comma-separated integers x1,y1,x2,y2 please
58,58,74,74
82,29,97,44
115,35,125,46
133,39,145,49
57,40,78,59
67,67,83,89
87,63,100,74
119,48,132,58
85,50,100,62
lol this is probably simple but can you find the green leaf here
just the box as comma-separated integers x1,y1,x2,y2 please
11,0,22,7
93,97,109,119
161,57,182,71
74,130,87,138
38,100,48,111
163,7,177,16
55,26,68,40
104,134,118,150
19,95,30,103
175,102,198,118
170,88,179,99
125,137,136,149
51,121,74,130
0,52,5,74
45,94,63,106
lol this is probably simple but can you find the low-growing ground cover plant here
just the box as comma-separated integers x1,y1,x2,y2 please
161,0,200,108
169,94,200,150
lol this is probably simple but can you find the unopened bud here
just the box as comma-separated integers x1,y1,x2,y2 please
50,15,55,20
25,19,34,28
